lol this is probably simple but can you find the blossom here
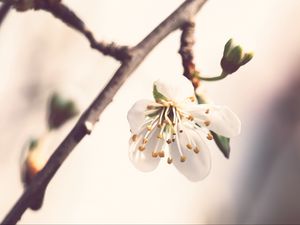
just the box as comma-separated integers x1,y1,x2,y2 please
127,76,241,181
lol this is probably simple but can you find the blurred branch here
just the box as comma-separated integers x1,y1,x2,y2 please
0,0,12,28
1,0,207,224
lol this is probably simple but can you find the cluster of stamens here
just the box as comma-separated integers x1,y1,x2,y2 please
131,97,213,164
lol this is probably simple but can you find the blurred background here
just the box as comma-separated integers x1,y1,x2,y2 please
1,0,300,223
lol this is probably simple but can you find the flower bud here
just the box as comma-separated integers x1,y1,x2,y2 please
47,92,79,130
21,138,47,210
221,38,253,74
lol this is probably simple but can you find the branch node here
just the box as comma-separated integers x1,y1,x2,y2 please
84,121,94,135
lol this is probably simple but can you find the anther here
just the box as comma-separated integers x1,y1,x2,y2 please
152,152,158,158
157,124,162,128
180,156,186,162
179,130,183,133
138,145,146,151
204,120,210,126
143,138,148,144
186,144,193,150
205,109,210,114
167,157,173,164
172,138,176,142
158,151,165,158
132,134,138,142
167,139,172,144
147,105,154,110
189,96,196,102
157,133,163,139
147,125,152,131
207,133,213,140
188,115,194,121
194,147,200,154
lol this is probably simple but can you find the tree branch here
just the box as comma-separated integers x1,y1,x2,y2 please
1,0,207,224
0,0,12,28
33,0,130,61
179,20,201,88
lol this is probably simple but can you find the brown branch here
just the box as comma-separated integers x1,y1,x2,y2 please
1,0,207,224
0,0,12,28
34,0,130,61
179,20,201,88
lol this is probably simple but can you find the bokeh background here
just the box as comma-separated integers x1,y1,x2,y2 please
1,0,300,223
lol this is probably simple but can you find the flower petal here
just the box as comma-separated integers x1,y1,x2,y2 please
127,99,156,134
187,104,241,137
154,76,195,103
129,128,160,172
169,124,211,182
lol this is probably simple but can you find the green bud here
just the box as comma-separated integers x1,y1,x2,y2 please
221,38,253,74
47,92,79,130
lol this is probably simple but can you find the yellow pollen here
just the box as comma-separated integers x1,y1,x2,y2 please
147,125,152,131
186,144,193,150
138,145,145,151
158,151,165,158
132,134,137,142
157,133,163,139
189,96,196,102
180,156,186,162
205,109,210,114
152,152,158,158
188,115,194,121
204,120,210,126
207,133,213,140
194,147,200,154
167,157,173,164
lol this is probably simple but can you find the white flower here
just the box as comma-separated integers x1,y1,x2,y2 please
127,76,241,181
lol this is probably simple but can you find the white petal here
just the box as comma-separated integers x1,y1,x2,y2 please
187,104,241,137
154,76,195,103
129,128,160,172
127,99,156,134
169,124,211,182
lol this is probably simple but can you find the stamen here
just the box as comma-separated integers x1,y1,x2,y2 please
204,120,210,126
194,147,200,154
179,130,183,133
188,115,194,121
205,109,210,114
132,134,137,142
186,144,193,150
167,157,173,164
152,152,158,158
158,151,165,158
166,139,172,144
138,145,145,151
180,156,186,162
188,96,196,102
207,133,213,140
147,125,152,131
147,105,154,110
143,138,148,144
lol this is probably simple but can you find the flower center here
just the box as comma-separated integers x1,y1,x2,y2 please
131,98,212,164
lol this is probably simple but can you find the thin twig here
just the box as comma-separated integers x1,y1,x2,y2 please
34,0,130,61
0,0,12,28
1,0,207,224
179,20,201,88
